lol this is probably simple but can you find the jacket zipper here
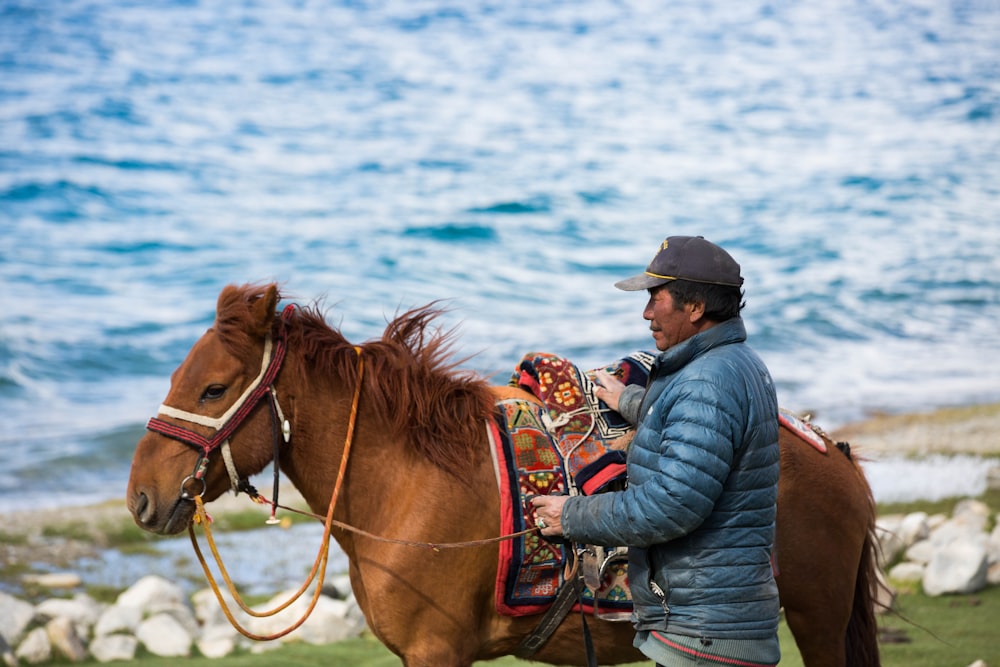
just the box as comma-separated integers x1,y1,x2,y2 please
649,580,670,615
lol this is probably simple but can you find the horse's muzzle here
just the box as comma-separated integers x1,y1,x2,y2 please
129,490,195,536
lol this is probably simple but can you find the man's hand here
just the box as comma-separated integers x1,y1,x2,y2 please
593,369,626,412
529,495,569,537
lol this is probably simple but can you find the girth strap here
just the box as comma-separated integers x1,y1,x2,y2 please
514,557,595,666
514,571,583,658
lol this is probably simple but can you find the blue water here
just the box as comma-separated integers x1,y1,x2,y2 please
2,0,999,511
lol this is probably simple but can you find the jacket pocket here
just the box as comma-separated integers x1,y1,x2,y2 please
645,549,670,616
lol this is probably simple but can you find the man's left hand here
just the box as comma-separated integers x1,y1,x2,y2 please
530,495,569,537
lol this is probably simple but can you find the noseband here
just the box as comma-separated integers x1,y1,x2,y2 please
146,305,295,502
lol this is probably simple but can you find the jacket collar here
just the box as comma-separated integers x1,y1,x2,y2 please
655,317,747,374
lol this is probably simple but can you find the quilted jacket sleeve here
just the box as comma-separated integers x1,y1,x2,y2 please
616,383,645,426
561,374,742,548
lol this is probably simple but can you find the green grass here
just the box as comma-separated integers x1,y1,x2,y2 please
877,586,1000,666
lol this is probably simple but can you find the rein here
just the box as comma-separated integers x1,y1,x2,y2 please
250,495,541,551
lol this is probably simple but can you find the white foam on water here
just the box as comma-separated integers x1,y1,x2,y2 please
861,454,994,505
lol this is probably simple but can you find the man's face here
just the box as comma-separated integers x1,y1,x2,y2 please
643,285,698,351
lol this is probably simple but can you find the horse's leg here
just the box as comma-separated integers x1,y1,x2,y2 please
776,434,874,667
777,532,854,667
338,455,505,667
348,541,496,667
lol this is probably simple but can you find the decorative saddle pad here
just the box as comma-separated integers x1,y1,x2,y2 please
778,407,828,454
490,351,654,616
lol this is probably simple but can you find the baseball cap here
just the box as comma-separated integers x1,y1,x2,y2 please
614,236,744,291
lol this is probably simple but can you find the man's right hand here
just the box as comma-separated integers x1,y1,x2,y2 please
593,369,626,412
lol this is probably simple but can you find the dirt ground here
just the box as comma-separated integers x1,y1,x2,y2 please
830,402,1000,457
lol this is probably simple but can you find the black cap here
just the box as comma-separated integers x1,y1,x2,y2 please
615,236,744,291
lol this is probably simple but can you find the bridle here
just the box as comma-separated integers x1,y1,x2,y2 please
146,304,295,507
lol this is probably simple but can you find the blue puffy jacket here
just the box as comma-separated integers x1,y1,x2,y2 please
561,317,780,638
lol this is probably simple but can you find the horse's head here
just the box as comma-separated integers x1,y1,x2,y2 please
127,284,284,535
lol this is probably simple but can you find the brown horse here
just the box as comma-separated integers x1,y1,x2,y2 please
126,283,881,667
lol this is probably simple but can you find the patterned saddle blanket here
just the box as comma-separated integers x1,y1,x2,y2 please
489,351,654,617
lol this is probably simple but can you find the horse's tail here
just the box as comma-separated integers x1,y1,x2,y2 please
843,447,883,667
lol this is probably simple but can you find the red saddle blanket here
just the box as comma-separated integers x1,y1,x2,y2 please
490,351,654,616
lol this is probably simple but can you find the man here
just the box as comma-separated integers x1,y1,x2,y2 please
531,235,781,667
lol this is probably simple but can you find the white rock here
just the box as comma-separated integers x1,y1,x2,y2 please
192,587,255,633
988,561,1000,586
888,561,925,582
94,603,143,636
196,624,239,659
151,601,200,639
875,515,904,566
45,616,88,662
898,511,929,547
296,597,363,645
135,612,192,657
988,523,1000,563
952,499,990,526
0,591,36,646
345,593,367,627
14,627,51,665
0,635,13,667
926,513,949,531
192,587,226,626
966,660,988,667
247,589,364,645
117,574,185,611
35,593,103,635
905,539,935,565
928,517,987,547
249,639,284,654
89,634,139,663
325,574,354,599
923,540,989,596
875,568,895,613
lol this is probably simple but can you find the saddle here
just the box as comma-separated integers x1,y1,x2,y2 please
489,351,654,621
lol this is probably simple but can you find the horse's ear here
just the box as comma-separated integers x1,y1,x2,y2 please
250,284,280,336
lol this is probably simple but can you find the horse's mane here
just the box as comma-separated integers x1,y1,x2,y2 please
215,284,496,475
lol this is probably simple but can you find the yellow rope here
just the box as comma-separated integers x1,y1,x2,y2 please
189,497,330,640
187,348,365,640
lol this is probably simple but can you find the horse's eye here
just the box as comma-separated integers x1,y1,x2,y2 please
201,385,227,402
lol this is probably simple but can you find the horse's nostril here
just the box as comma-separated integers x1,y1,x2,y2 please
134,491,150,523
